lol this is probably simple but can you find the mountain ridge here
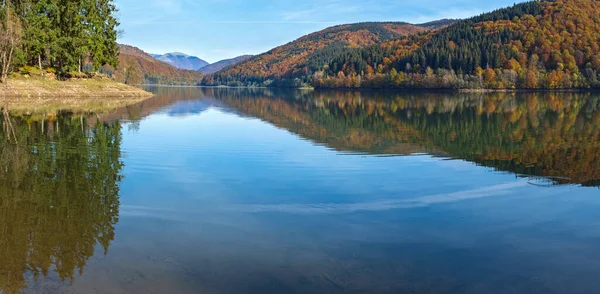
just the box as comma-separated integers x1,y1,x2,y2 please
198,55,254,74
150,52,209,70
201,21,442,87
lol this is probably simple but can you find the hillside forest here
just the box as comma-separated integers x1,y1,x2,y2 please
202,0,600,90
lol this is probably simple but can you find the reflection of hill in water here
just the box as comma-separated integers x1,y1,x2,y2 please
200,88,600,187
96,86,229,121
94,86,600,187
160,100,212,117
0,111,123,292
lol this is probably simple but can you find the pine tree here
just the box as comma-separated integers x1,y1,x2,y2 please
54,0,84,73
87,0,119,70
0,0,120,77
22,0,54,70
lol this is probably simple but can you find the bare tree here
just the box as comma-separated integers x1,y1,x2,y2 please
0,4,22,83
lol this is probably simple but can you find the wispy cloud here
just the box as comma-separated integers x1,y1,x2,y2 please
279,1,360,23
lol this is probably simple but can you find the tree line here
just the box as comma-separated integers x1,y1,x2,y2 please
0,0,119,82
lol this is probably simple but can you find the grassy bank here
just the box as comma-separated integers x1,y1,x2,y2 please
0,75,153,114
0,75,152,98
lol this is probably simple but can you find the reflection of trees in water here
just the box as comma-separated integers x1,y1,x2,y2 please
396,94,600,187
0,111,123,293
97,86,222,122
203,88,600,186
91,86,600,185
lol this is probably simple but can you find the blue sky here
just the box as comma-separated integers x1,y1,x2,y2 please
115,0,524,63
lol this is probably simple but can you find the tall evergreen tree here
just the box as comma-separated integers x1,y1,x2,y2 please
0,0,120,78
86,0,119,70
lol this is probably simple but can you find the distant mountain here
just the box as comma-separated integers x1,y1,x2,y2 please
150,52,209,70
116,44,204,85
417,19,458,30
201,21,449,87
199,55,254,74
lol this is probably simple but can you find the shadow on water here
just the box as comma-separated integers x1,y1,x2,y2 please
0,110,123,293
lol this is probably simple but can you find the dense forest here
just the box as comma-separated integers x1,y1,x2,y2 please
203,0,600,90
0,0,120,81
201,22,445,87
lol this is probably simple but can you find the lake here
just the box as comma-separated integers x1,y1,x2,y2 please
1,87,599,293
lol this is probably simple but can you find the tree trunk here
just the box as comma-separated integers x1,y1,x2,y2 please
1,50,9,83
38,54,42,71
78,56,81,73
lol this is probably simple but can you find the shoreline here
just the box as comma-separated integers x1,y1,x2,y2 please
0,78,154,114
0,77,153,98
197,84,600,93
457,88,598,93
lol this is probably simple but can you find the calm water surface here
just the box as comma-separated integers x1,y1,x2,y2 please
1,87,600,293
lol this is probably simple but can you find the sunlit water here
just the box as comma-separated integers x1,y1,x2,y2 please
1,87,599,293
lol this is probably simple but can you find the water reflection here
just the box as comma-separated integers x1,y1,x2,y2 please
193,88,600,187
0,110,122,293
2,87,599,292
106,87,600,186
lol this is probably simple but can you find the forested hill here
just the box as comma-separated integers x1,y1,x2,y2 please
201,22,447,87
313,0,600,89
204,0,600,90
309,0,600,89
115,45,204,85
